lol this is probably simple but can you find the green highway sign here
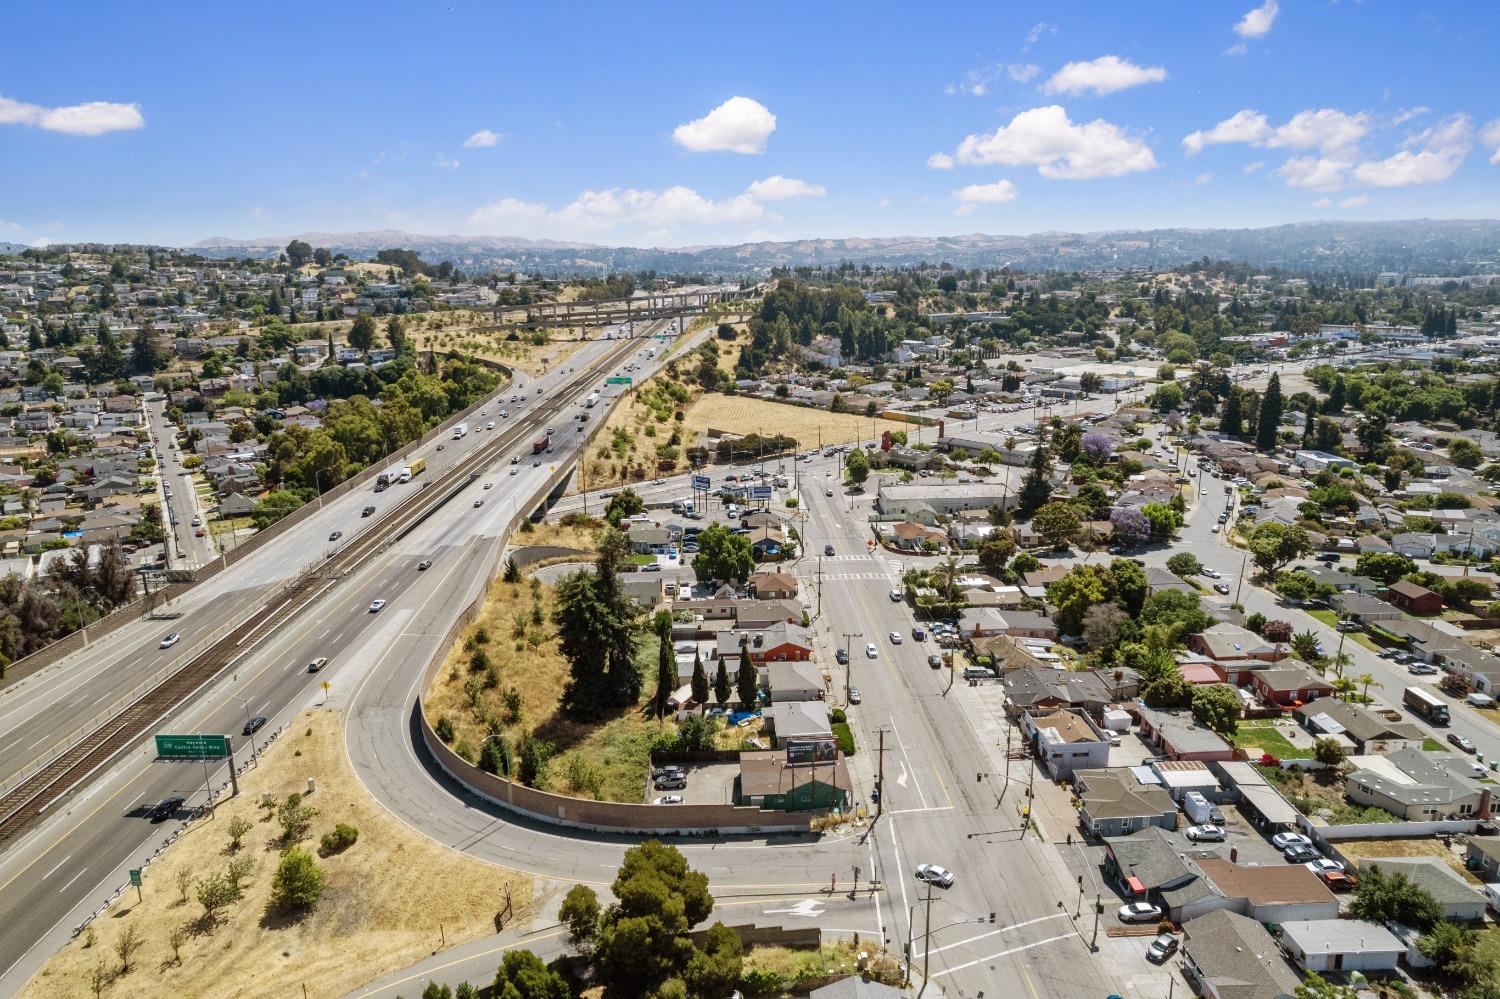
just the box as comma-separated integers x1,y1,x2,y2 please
154,734,228,759
129,869,142,887
605,376,632,385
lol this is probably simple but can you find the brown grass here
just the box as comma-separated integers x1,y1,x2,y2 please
19,710,534,999
422,574,676,803
1337,838,1482,884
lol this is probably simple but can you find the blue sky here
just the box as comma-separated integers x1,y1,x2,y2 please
3,1,1499,248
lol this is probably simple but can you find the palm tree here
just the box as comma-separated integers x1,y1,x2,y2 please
1291,630,1321,664
1332,676,1357,702
1357,672,1381,702
933,557,962,605
1001,435,1018,510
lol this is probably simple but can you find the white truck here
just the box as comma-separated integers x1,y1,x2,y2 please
585,391,601,408
1182,791,1224,826
452,423,468,440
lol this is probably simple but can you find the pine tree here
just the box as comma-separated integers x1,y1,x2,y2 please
655,619,675,719
1257,373,1283,453
1221,390,1244,437
1016,444,1053,516
736,646,758,711
690,651,709,712
713,658,731,709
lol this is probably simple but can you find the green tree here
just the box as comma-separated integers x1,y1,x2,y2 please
491,949,572,999
1139,588,1213,640
1016,444,1053,515
1313,737,1347,766
1257,372,1283,452
844,447,869,486
268,848,326,913
1140,502,1182,541
712,657,731,709
691,523,755,584
975,535,1016,577
1046,564,1114,636
690,651,709,711
682,921,744,999
1449,437,1483,469
1220,389,1244,437
1150,381,1184,413
654,614,674,720
1291,630,1322,664
559,884,601,950
1294,973,1359,999
277,792,319,845
1355,551,1415,584
284,239,312,267
348,315,378,353
1275,571,1315,603
1249,523,1311,577
1032,500,1081,549
1191,683,1241,736
604,488,644,527
1350,866,1442,931
1082,603,1136,651
736,646,757,711
1143,672,1193,708
385,314,407,353
555,528,639,719
1109,558,1150,617
592,841,714,999
1166,552,1202,577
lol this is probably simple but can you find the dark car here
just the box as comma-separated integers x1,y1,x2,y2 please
1449,733,1477,753
928,654,943,669
242,715,268,736
835,648,850,665
1284,844,1321,864
654,776,687,790
824,544,835,556
148,795,186,822
651,765,686,781
362,505,376,517
417,559,433,571
328,530,343,542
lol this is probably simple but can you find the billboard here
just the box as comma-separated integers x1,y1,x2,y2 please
786,737,838,766
691,475,711,492
751,484,774,502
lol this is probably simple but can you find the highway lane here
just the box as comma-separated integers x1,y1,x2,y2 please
0,329,664,993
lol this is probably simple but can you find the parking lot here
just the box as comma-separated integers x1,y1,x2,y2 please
647,761,740,806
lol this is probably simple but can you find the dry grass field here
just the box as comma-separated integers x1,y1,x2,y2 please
680,395,912,453
20,710,533,999
1336,838,1481,884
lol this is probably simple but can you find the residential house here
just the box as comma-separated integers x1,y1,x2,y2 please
1293,698,1424,754
1073,768,1179,838
713,622,814,663
764,661,823,703
1358,858,1488,922
886,520,949,552
1386,578,1444,615
1189,622,1283,663
1330,590,1401,623
1102,827,1223,922
1463,838,1500,882
759,701,832,748
1345,748,1491,820
1250,667,1335,707
1194,858,1340,922
1021,708,1110,778
1278,919,1405,975
1390,532,1438,559
1134,705,1235,762
626,524,672,554
1181,909,1302,999
1002,667,1118,715
747,571,797,600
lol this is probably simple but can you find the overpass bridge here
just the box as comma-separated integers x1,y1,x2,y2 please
482,284,762,332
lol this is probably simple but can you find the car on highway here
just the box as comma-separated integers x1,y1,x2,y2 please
914,864,955,888
242,716,267,736
888,631,903,645
1271,831,1313,851
328,530,342,542
417,559,432,571
511,455,520,464
1284,844,1322,864
473,498,484,508
848,688,861,704
890,589,903,602
1200,487,1209,495
824,544,835,556
927,654,943,669
1146,932,1179,963
825,487,834,497
486,421,495,431
654,795,684,805
1185,824,1225,842
1449,733,1477,753
148,795,186,822
1118,902,1163,923
307,657,328,673
368,599,387,613
362,505,376,517
1213,582,1231,595
159,632,181,649
484,481,493,489
865,643,879,659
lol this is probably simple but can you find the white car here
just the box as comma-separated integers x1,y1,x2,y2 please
1118,902,1163,923
914,864,954,888
1305,858,1346,876
1185,824,1225,842
1200,487,1209,495
484,481,493,489
889,631,903,645
368,599,387,613
889,589,903,602
1271,831,1313,851
159,632,181,649
654,795,683,805
1202,568,1221,579
866,643,879,659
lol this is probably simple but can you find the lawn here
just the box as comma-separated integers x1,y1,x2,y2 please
18,710,535,999
1423,738,1449,752
1232,720,1305,760
1307,609,1339,627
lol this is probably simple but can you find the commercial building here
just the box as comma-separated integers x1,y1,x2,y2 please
1021,708,1110,779
736,750,850,812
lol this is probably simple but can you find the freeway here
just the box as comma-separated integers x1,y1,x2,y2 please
0,326,664,992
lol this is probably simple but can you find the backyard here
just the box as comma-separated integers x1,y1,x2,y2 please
1231,720,1305,760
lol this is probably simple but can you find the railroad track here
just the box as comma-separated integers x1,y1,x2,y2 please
0,328,652,849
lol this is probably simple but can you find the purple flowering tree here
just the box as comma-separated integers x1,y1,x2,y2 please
1109,506,1151,549
1079,432,1113,463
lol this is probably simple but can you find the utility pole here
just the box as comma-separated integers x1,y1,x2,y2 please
842,632,861,704
225,736,240,797
877,728,886,815
817,556,824,619
1233,551,1249,605
1090,893,1101,952
920,881,935,997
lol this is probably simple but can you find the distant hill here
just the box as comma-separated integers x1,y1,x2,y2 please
178,219,1500,277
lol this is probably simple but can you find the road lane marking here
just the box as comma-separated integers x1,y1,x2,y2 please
887,715,928,810
40,856,71,880
920,912,1068,959
56,868,88,894
929,931,1075,979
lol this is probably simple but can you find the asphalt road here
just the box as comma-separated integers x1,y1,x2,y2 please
145,399,218,569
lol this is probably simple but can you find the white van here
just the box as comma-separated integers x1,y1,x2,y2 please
1466,692,1497,709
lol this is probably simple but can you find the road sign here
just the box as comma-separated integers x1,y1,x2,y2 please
128,869,142,887
605,376,632,385
321,681,330,692
691,475,711,492
154,734,228,759
751,484,774,501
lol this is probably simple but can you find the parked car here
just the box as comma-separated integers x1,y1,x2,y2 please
1284,844,1322,864
914,864,955,888
1146,932,1179,963
1202,568,1221,579
159,632,181,649
1118,902,1163,923
890,589,903,602
1449,733,1477,753
1305,858,1346,876
641,563,661,572
650,766,686,781
1409,662,1438,675
835,648,850,665
1185,824,1226,842
1213,582,1231,594
654,795,684,805
1271,832,1313,851
654,776,686,790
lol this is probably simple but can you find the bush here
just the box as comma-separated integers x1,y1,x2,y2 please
739,968,788,997
269,848,327,913
435,716,456,743
319,823,359,855
832,722,856,756
829,708,847,724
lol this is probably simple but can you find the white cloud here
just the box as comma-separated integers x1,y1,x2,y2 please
1277,156,1352,192
1184,108,1369,156
1483,118,1500,164
671,96,776,154
1234,0,1279,39
1391,107,1430,127
1008,63,1041,83
953,180,1018,206
946,105,1158,179
1339,195,1370,207
1042,55,1166,97
0,93,144,136
1023,22,1056,50
1312,197,1332,208
876,197,893,208
1352,113,1472,187
946,63,1042,96
435,154,461,170
1194,172,1214,186
463,129,502,149
1243,160,1265,173
744,176,826,201
467,197,551,228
